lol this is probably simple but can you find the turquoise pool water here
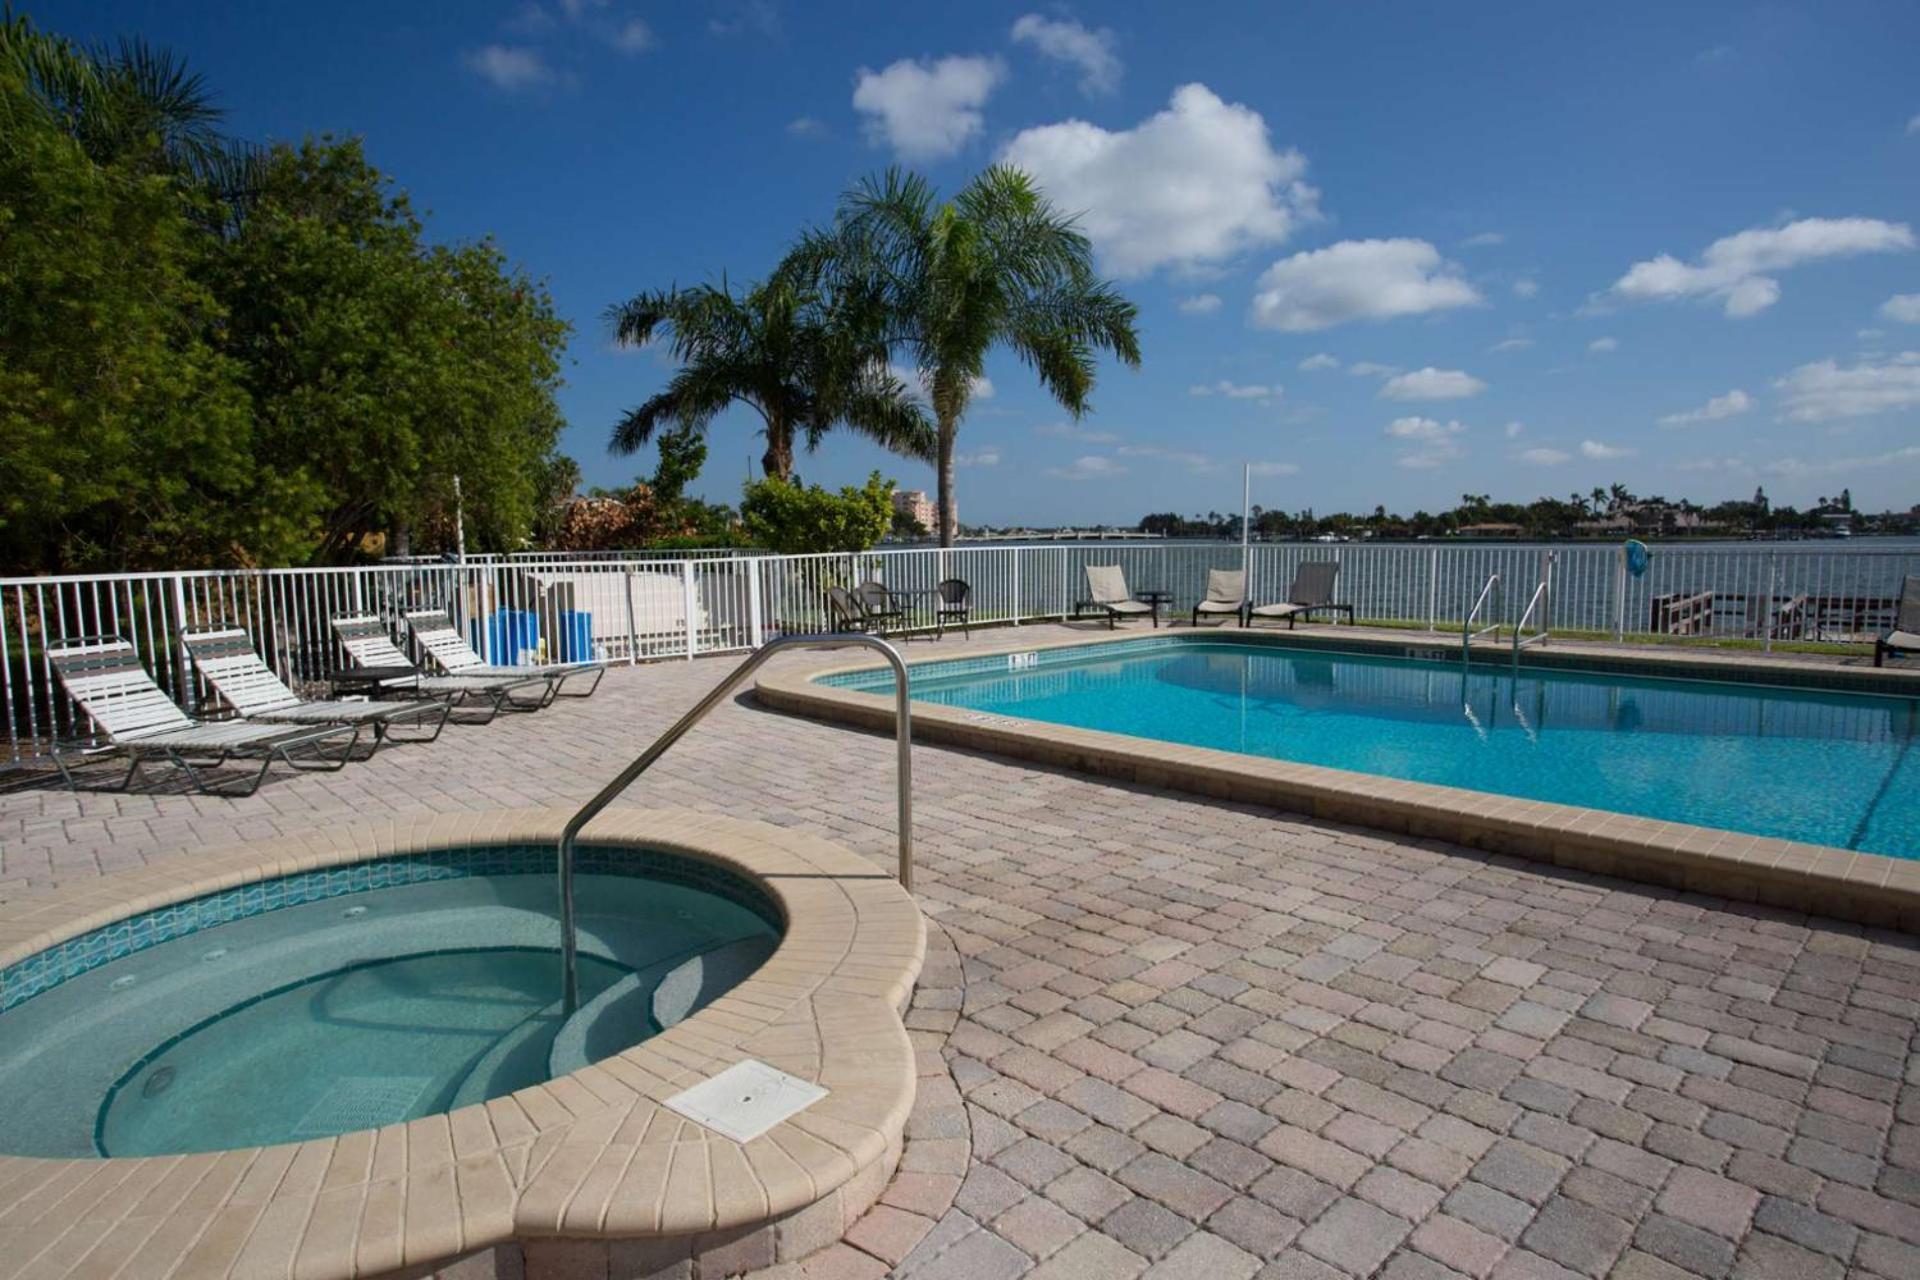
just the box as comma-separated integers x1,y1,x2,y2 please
839,639,1919,858
0,866,779,1157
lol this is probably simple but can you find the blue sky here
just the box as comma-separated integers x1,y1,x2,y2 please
44,1,1920,522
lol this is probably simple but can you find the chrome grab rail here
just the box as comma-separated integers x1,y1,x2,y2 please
1463,572,1502,666
556,633,914,1014
1512,552,1555,673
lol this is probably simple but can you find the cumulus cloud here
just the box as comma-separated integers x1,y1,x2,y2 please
1249,239,1481,332
1386,416,1465,468
1379,367,1487,401
1505,421,1525,438
956,447,1002,467
1188,379,1279,402
1517,447,1570,466
1512,278,1539,298
890,363,992,404
1460,231,1506,248
1298,353,1340,371
1765,445,1920,478
1046,455,1127,480
1000,84,1317,277
1580,440,1636,460
1608,217,1915,318
853,55,1004,160
786,116,828,138
464,45,554,90
1177,293,1223,315
1659,389,1752,426
1774,352,1920,422
1588,337,1618,353
1489,337,1534,353
1036,422,1119,443
1882,294,1920,324
1009,14,1120,95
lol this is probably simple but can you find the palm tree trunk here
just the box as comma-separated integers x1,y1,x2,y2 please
761,422,795,481
936,414,957,548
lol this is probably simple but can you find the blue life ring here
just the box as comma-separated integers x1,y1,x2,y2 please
1624,539,1650,578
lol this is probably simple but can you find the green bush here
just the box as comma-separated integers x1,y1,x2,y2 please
739,471,893,554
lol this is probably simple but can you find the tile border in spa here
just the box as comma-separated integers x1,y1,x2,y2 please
758,626,1920,933
0,808,926,1280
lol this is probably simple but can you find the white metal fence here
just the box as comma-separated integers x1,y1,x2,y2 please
5,541,1917,763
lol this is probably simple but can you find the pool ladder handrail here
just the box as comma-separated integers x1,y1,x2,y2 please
1463,572,1503,667
1512,551,1555,673
555,632,914,1014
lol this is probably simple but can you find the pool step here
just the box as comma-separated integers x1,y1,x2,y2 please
546,934,777,1079
447,1003,568,1110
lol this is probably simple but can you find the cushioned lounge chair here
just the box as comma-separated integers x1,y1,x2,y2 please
183,628,451,743
1075,565,1158,629
331,615,552,717
46,636,360,795
402,610,606,698
1192,569,1248,627
1875,576,1920,667
1248,561,1354,628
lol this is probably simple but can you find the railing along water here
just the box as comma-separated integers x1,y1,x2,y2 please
553,633,913,1014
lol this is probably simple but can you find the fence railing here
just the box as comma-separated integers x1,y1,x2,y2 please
5,541,1917,763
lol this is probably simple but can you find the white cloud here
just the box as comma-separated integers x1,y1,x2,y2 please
1504,421,1525,438
1609,217,1915,318
1774,352,1920,422
1764,445,1920,478
464,45,554,90
1674,456,1748,473
1580,440,1636,460
1881,294,1920,324
611,18,655,52
853,56,1004,160
1460,231,1505,248
1517,447,1570,466
1909,114,1920,136
1247,461,1299,476
890,363,992,403
1117,443,1211,471
1512,278,1539,299
1379,367,1487,401
1046,455,1127,480
1000,84,1318,277
1588,336,1619,353
1347,361,1400,378
956,447,1002,468
1658,388,1752,426
786,116,827,138
1009,14,1120,95
1249,239,1481,332
1386,416,1465,469
1036,422,1119,444
1188,379,1279,402
1177,293,1223,315
1489,337,1534,353
1297,353,1340,371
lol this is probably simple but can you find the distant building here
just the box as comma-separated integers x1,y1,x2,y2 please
891,489,939,533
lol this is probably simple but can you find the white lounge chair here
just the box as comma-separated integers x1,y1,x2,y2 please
1875,576,1920,667
183,628,451,743
1191,569,1247,627
403,609,607,697
1076,565,1159,628
331,615,552,717
1248,562,1355,628
46,636,360,795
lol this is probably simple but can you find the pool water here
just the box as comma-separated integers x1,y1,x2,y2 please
0,869,779,1157
847,640,1920,857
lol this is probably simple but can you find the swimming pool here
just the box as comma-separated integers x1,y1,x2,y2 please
829,637,1919,859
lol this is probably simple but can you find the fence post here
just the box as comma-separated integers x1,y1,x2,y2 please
622,565,638,665
1012,549,1022,626
1763,551,1777,654
1428,547,1438,632
1613,544,1627,643
747,557,764,649
681,561,697,661
169,574,194,712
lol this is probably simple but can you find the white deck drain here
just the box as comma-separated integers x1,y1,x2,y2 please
663,1060,827,1144
291,1076,432,1138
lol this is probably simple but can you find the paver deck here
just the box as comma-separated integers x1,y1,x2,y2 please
2,623,1916,1280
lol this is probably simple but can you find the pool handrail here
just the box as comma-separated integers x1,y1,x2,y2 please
555,632,913,1014
1464,571,1503,665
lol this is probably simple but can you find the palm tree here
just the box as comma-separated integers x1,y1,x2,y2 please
605,276,934,481
791,167,1141,546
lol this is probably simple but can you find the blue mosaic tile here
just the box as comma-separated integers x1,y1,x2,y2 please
822,634,1194,691
0,843,779,1014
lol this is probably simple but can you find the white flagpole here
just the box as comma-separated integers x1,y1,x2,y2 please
1241,462,1251,572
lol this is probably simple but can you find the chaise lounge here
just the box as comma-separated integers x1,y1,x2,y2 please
331,615,553,718
1874,576,1920,667
1076,565,1159,628
1191,569,1248,627
183,628,452,743
1247,561,1355,628
403,609,606,698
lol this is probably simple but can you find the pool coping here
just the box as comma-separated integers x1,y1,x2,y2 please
756,626,1920,935
0,808,925,1279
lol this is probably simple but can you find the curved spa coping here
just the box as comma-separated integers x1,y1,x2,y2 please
0,809,925,1279
757,628,1920,934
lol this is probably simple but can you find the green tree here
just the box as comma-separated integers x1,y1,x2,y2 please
793,167,1142,546
605,277,933,481
739,471,893,554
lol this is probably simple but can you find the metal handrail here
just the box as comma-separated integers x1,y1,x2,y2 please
555,632,914,1013
1512,552,1555,673
1463,572,1502,666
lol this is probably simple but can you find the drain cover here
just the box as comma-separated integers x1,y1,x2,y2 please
290,1077,432,1138
664,1060,827,1144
